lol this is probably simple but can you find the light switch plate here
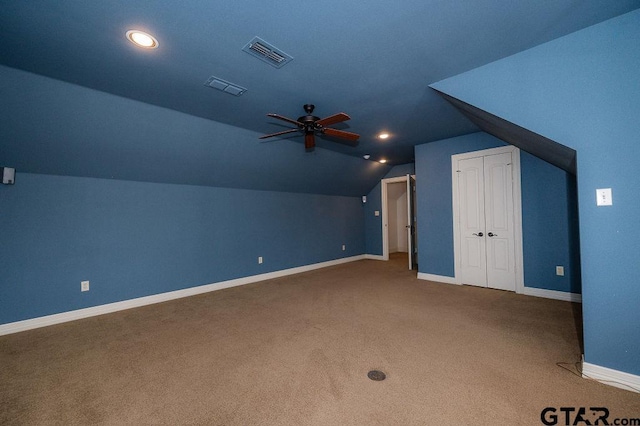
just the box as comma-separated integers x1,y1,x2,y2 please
596,188,612,206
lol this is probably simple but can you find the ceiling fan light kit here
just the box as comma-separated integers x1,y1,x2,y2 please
260,104,360,152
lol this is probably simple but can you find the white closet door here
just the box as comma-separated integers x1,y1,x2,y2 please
456,156,487,287
484,152,516,291
455,152,516,291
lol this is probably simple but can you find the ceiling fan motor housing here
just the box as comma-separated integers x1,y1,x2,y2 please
299,117,321,131
260,103,359,152
299,104,320,131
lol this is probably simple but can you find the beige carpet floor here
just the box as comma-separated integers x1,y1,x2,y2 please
1,254,638,425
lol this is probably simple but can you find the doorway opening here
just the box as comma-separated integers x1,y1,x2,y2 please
381,174,417,270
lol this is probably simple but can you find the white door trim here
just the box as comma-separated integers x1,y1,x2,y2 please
381,175,414,261
407,175,415,270
452,146,524,294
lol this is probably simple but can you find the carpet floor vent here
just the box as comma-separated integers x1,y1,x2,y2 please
204,76,247,96
367,370,386,381
242,36,293,68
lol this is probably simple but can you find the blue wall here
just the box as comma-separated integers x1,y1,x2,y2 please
521,151,581,294
414,132,580,293
431,10,640,375
0,173,365,324
364,182,383,256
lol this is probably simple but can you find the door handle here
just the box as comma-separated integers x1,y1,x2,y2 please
473,232,484,237
488,232,497,237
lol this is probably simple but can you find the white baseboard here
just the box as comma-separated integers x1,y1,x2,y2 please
582,356,640,393
417,273,459,285
0,255,366,336
415,275,581,304
523,287,582,303
364,254,386,261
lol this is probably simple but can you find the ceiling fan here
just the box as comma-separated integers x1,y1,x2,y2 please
259,104,360,151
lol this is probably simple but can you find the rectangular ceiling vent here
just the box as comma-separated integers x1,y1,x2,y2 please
242,36,293,68
204,76,247,96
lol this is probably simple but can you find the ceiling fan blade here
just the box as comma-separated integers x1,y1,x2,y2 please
315,112,350,127
259,128,300,139
304,133,315,150
267,113,303,127
322,127,360,141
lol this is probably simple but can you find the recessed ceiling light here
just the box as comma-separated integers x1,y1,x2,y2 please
378,133,390,140
379,159,387,164
126,30,158,48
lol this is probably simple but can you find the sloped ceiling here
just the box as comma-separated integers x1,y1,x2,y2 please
1,0,638,194
433,89,577,175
